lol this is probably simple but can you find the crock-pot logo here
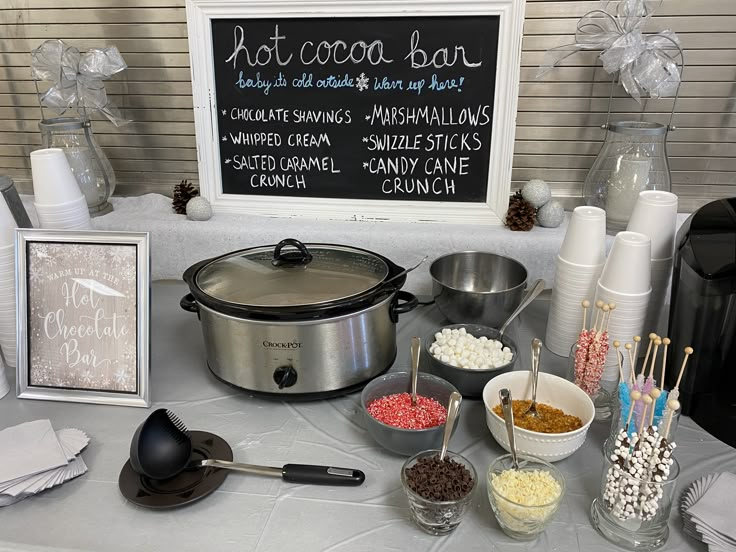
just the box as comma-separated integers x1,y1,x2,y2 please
262,340,302,350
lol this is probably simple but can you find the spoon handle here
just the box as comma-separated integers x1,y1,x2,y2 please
410,336,421,406
531,338,542,404
439,391,462,461
498,279,545,336
499,389,519,470
200,459,365,486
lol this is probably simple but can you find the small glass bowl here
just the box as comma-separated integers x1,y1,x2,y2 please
400,449,477,535
487,453,566,540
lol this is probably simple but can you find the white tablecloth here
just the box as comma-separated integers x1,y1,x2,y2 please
0,281,732,552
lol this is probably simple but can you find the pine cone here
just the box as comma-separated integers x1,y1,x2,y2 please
505,190,536,231
172,179,198,214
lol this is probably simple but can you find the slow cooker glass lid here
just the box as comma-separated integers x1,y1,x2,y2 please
195,244,390,308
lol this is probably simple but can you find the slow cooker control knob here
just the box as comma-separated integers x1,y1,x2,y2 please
273,365,298,389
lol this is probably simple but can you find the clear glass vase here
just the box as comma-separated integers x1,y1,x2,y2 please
603,384,681,458
591,454,680,551
583,121,671,234
566,343,621,422
38,117,115,216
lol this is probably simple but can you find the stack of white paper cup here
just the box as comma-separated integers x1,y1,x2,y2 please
31,148,92,230
546,206,607,356
627,190,678,336
0,192,17,383
595,231,652,382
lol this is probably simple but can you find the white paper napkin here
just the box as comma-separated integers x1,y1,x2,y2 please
0,425,89,501
0,420,68,485
686,472,736,550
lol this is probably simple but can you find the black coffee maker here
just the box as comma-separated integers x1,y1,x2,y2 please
667,197,736,447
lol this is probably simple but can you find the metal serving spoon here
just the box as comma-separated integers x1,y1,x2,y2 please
523,338,543,419
129,409,365,486
439,391,462,461
410,336,421,406
499,388,519,470
498,279,545,337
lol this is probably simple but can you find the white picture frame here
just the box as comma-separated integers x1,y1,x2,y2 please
186,0,526,224
16,230,151,408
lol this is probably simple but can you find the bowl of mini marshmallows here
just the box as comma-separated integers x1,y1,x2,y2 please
422,324,517,398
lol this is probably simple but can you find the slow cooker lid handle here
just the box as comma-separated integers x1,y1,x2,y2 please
272,238,314,267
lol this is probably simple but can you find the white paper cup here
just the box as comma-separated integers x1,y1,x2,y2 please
558,206,607,266
598,231,651,295
644,258,673,336
37,216,92,231
33,194,88,211
34,199,89,220
556,254,605,272
36,211,90,225
650,257,674,279
31,148,85,206
627,191,678,260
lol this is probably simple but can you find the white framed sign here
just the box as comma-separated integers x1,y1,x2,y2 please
16,230,150,408
186,0,526,224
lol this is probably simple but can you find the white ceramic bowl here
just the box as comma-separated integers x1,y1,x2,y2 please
482,371,595,462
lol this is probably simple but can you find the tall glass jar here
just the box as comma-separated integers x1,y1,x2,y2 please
567,343,622,422
591,455,680,551
38,117,115,216
603,386,681,458
583,122,671,234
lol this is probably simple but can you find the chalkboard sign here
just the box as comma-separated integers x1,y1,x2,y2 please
187,1,525,224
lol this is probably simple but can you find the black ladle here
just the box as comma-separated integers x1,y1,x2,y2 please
129,409,192,480
129,409,365,486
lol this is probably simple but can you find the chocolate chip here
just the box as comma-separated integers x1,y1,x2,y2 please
404,455,474,502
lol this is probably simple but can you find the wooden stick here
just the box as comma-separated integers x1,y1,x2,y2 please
599,304,610,335
640,333,657,378
638,400,650,436
674,347,694,391
625,343,635,386
662,398,680,440
649,387,662,427
626,390,642,430
631,335,642,377
614,341,624,383
605,303,616,332
593,299,604,332
581,299,590,332
647,338,662,378
660,337,670,388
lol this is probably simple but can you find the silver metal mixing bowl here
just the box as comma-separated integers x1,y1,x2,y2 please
430,252,527,327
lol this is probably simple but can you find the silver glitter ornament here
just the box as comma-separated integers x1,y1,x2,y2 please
537,199,564,228
186,196,212,221
521,179,551,208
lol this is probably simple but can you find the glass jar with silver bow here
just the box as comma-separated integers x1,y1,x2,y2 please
30,39,129,216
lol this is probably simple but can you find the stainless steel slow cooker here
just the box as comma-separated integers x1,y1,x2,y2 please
181,239,418,398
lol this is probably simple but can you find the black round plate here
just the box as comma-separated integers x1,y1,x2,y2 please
118,430,233,509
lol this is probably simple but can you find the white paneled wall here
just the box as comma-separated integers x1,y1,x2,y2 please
0,0,734,211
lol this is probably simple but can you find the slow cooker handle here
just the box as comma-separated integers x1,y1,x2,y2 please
180,293,200,315
272,238,313,267
390,290,419,323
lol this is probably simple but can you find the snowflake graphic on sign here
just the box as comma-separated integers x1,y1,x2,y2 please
355,73,369,92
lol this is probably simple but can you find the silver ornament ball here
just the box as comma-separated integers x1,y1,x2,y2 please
537,199,564,228
186,196,213,221
521,179,551,208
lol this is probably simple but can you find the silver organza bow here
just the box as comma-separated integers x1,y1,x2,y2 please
30,39,130,126
537,0,682,102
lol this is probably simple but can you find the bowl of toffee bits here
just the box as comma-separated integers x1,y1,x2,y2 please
400,450,477,535
482,371,595,462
